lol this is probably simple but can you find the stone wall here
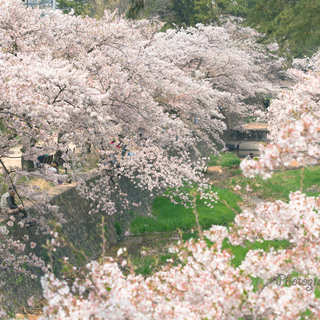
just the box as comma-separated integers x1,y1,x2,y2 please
227,128,269,141
0,175,154,316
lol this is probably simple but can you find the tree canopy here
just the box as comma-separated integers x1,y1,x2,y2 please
243,0,320,58
57,0,320,59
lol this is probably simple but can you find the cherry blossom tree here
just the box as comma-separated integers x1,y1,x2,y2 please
37,19,320,319
0,0,283,220
259,48,320,143
0,0,293,220
0,1,211,215
149,18,294,130
1,1,317,318
0,0,222,284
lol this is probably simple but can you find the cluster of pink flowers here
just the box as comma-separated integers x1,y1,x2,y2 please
41,196,320,319
241,114,320,179
0,222,45,281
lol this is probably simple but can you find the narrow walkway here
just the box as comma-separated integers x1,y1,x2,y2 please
1,145,23,169
243,123,268,130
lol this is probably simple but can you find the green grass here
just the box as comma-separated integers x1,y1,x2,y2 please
130,179,294,279
181,232,291,269
222,238,291,268
133,253,180,276
132,235,291,277
134,256,156,276
207,153,241,168
244,116,258,123
223,166,320,202
130,186,242,234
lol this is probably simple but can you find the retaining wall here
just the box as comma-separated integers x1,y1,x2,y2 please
0,175,154,316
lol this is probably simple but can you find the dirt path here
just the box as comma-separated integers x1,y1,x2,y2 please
16,314,42,320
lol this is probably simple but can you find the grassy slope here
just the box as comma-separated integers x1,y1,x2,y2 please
223,165,320,201
130,186,242,234
207,152,241,167
131,157,320,287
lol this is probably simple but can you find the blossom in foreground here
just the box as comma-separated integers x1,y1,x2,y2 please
41,191,320,319
7,221,13,227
